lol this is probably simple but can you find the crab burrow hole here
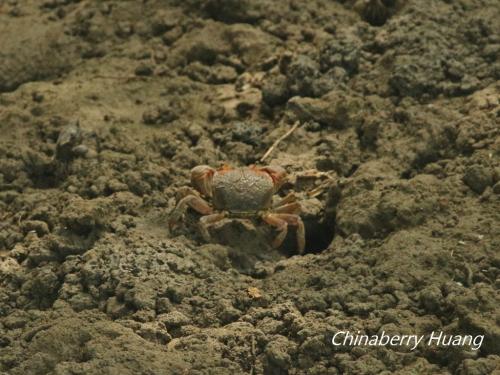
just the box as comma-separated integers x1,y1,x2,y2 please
281,175,336,255
292,200,335,255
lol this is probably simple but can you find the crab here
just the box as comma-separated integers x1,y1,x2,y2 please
169,165,305,253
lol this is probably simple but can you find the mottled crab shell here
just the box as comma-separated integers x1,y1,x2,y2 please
211,168,275,213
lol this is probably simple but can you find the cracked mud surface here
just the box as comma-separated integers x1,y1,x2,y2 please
0,0,499,374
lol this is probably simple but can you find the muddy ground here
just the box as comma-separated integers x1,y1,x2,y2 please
0,0,499,374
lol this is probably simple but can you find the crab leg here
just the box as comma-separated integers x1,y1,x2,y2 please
262,213,305,254
199,212,226,242
273,192,297,208
273,202,301,215
262,213,288,249
169,195,213,228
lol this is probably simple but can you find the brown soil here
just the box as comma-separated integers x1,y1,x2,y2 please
0,0,499,374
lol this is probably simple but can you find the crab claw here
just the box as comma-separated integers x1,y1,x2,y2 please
191,165,215,197
259,165,288,190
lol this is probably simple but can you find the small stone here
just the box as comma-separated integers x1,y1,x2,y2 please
72,144,88,157
247,287,262,299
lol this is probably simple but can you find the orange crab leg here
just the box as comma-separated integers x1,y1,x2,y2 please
169,195,213,228
199,212,226,242
262,212,305,254
273,202,301,215
273,192,297,208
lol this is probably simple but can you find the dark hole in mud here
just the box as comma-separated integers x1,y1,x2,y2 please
280,216,335,256
303,217,335,254
401,169,413,179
